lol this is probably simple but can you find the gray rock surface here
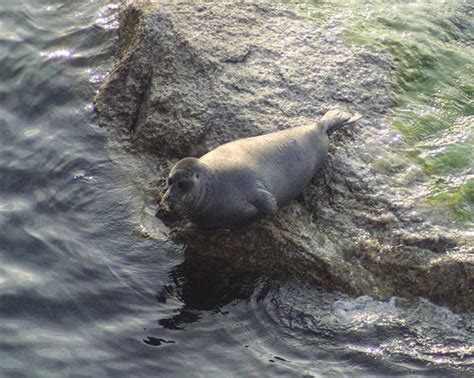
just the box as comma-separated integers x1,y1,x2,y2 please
95,0,473,311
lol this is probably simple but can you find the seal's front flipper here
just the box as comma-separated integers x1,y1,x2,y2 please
252,189,278,216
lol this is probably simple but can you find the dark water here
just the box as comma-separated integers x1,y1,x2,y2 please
1,1,473,377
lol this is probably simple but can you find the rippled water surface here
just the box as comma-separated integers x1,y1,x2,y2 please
341,0,473,224
1,1,473,377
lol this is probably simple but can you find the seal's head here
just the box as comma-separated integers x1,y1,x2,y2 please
162,157,209,216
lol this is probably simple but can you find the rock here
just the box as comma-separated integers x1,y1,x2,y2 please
95,1,473,311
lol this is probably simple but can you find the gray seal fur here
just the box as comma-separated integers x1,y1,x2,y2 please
160,109,361,229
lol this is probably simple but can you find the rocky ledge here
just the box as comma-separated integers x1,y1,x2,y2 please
95,0,473,311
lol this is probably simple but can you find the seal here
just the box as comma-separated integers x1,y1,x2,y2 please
159,109,361,229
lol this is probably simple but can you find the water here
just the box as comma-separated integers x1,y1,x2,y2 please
0,1,472,377
341,0,473,224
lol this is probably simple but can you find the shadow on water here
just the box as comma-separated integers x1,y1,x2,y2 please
153,253,263,332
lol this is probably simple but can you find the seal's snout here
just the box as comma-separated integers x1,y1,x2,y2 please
162,188,186,215
160,189,175,208
164,190,180,209
155,190,180,225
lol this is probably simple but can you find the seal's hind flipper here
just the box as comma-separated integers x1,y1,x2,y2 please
319,109,362,136
344,112,362,124
252,189,278,216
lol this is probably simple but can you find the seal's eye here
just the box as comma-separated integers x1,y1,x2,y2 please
178,181,192,192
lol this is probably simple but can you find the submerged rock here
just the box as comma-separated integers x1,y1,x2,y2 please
95,1,473,311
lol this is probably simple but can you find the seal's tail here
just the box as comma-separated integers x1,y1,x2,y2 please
319,109,362,136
